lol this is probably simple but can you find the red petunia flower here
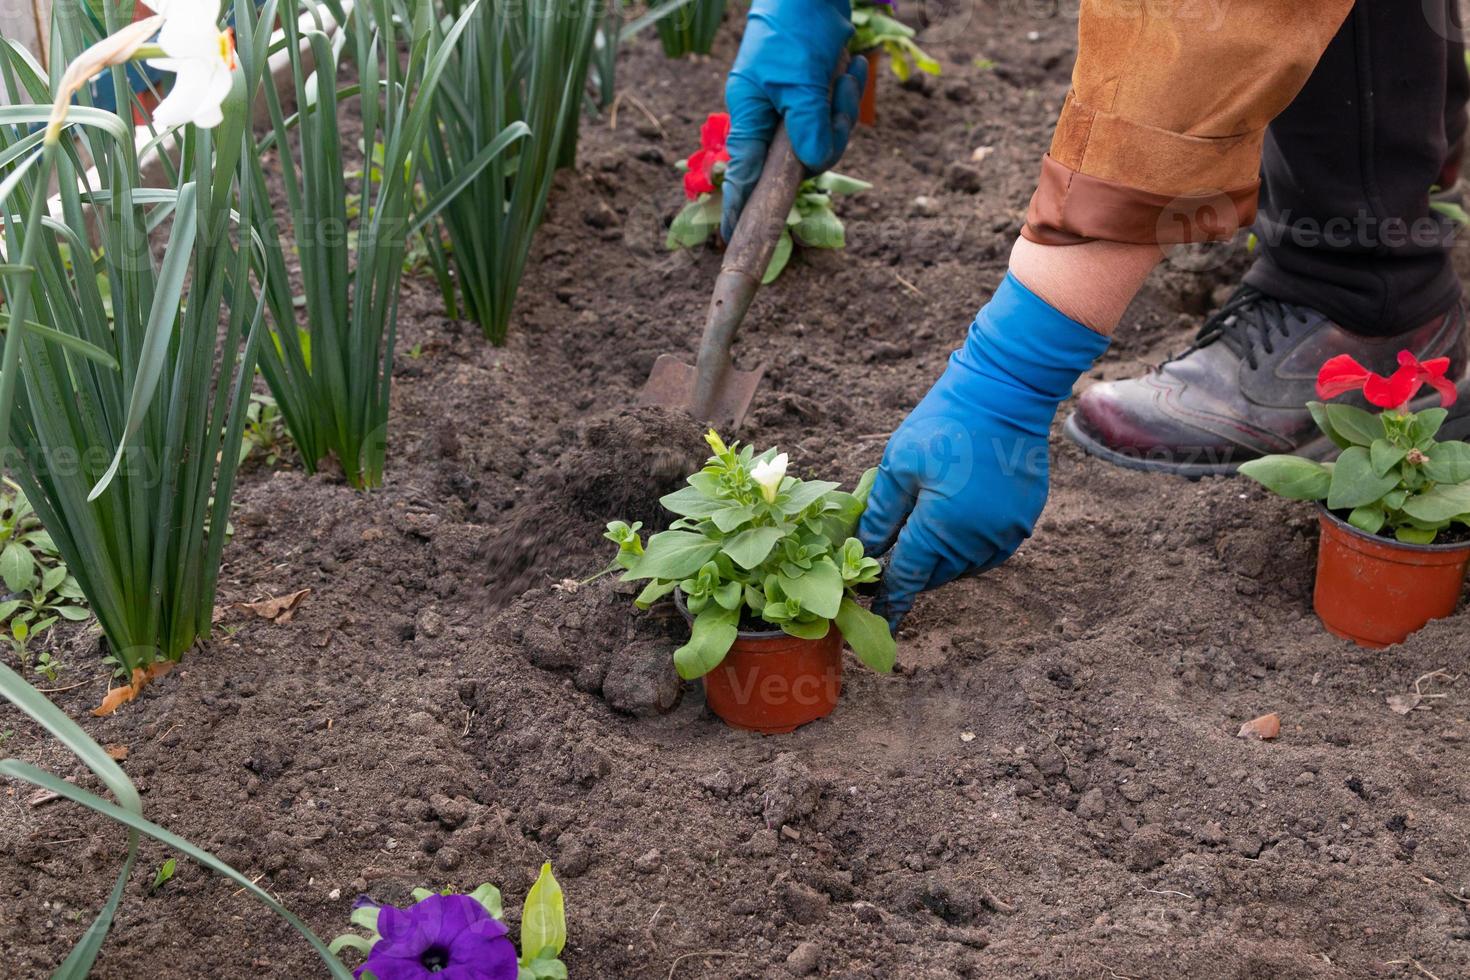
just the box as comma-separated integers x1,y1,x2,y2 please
1315,350,1458,410
683,112,731,200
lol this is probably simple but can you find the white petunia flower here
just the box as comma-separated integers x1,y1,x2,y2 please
750,453,788,504
146,2,236,130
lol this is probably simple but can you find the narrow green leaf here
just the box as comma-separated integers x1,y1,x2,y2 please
0,314,119,368
1,760,352,977
89,183,200,501
328,934,373,956
0,663,133,974
620,0,701,40
409,122,531,236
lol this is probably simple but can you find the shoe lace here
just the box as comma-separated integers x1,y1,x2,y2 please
1187,286,1308,371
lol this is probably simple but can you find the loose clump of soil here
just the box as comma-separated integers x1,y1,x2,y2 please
4,10,1470,980
481,406,707,607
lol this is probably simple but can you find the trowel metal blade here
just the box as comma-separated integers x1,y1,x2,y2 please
637,354,766,429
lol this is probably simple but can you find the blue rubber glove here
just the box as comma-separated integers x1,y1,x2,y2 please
721,0,867,242
858,273,1111,631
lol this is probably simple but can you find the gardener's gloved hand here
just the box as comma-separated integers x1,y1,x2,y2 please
721,0,866,242
858,273,1111,631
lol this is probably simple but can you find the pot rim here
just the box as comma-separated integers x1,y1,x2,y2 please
672,586,804,640
1316,502,1470,554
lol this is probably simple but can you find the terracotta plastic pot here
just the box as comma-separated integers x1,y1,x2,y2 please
676,591,842,734
1314,505,1470,647
858,50,879,126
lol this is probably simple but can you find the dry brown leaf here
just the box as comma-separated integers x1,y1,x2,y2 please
105,744,129,761
1237,713,1281,740
238,588,310,623
94,672,144,716
92,661,174,717
1386,693,1423,715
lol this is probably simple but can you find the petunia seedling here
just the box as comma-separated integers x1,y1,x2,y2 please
1240,351,1470,544
607,431,896,679
666,113,872,283
849,0,942,82
332,866,569,980
604,521,645,570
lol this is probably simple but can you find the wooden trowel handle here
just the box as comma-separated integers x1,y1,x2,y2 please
721,125,808,281
692,51,852,420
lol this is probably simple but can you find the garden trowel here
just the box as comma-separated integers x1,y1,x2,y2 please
640,54,851,428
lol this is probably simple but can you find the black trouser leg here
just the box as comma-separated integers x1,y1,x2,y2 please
1443,11,1468,176
1243,0,1466,337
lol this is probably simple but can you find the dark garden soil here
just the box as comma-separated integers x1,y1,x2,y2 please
5,4,1470,978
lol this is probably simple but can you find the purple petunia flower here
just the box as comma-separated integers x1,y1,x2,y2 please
356,894,518,980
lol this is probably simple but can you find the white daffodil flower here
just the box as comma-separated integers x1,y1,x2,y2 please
147,1,237,130
751,452,788,504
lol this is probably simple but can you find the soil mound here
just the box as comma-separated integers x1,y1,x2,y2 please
482,406,705,606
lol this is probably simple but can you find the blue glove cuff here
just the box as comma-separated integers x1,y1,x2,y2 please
956,272,1111,406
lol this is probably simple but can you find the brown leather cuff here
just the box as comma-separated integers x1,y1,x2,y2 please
1022,155,1259,246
